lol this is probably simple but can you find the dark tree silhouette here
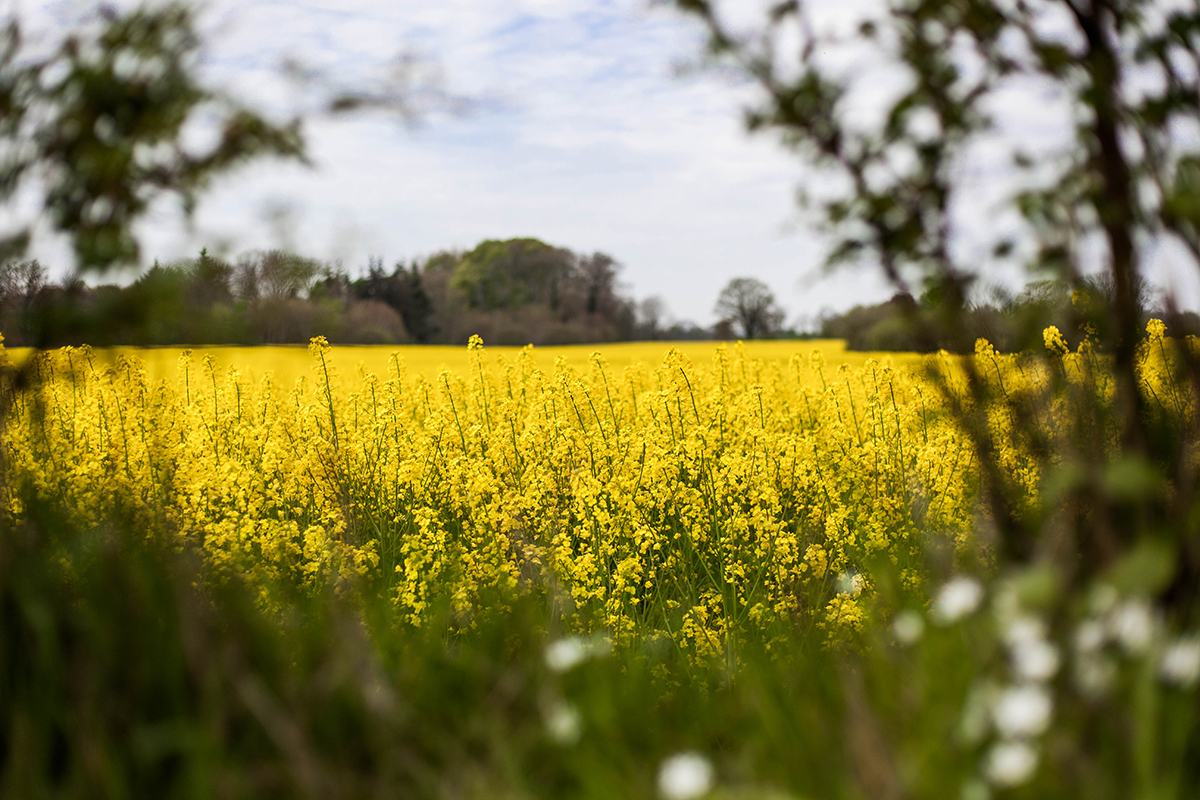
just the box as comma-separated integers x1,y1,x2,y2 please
353,258,436,343
714,277,784,339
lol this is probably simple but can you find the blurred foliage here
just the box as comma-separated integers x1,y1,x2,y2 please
4,0,1200,797
666,0,1200,795
673,0,1200,400
0,491,846,800
821,274,1169,354
670,0,1200,572
0,4,304,274
452,239,574,312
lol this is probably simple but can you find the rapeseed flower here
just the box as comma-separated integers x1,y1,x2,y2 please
11,333,1160,656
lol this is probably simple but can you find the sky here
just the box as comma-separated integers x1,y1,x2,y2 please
12,0,1200,326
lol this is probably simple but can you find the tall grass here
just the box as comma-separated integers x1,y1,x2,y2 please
2,331,1198,798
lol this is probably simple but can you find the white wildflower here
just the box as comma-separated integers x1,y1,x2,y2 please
1160,637,1200,688
931,576,984,624
992,685,1052,739
1003,615,1046,646
1109,599,1156,654
892,609,925,645
545,636,590,673
837,571,864,597
545,701,582,745
984,741,1039,787
1002,616,1059,682
658,752,714,800
1012,639,1060,683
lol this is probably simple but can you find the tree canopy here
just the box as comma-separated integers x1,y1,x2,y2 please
714,277,785,339
675,0,1200,443
451,238,573,311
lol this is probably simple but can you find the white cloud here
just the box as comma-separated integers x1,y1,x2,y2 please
111,0,832,323
14,0,1198,324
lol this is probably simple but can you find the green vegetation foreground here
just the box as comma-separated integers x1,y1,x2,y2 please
3,0,1200,796
3,332,1199,799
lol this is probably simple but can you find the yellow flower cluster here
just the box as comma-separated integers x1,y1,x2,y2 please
1,337,1024,656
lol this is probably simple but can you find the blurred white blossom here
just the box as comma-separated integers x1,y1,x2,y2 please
1073,619,1107,654
1003,615,1059,683
1072,613,1115,695
545,636,591,672
1012,638,1060,683
545,701,582,745
658,752,714,800
892,609,925,645
1160,637,1200,688
1003,616,1046,646
984,741,1039,787
1109,599,1156,654
932,577,984,625
993,685,1052,739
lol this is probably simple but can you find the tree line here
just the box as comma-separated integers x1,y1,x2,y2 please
12,243,1196,352
0,240,722,347
817,273,1200,354
19,243,1190,353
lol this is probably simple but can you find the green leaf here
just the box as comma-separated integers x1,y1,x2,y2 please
1106,539,1176,596
1101,456,1162,500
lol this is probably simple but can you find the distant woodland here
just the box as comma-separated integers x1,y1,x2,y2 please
3,239,1197,351
0,239,711,348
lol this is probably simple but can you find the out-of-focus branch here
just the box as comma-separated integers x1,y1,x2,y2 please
282,49,475,126
0,3,307,276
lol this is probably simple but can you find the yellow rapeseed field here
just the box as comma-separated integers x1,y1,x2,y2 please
7,338,922,385
7,332,1153,656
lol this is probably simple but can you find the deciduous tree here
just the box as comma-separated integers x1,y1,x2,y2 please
714,276,784,339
